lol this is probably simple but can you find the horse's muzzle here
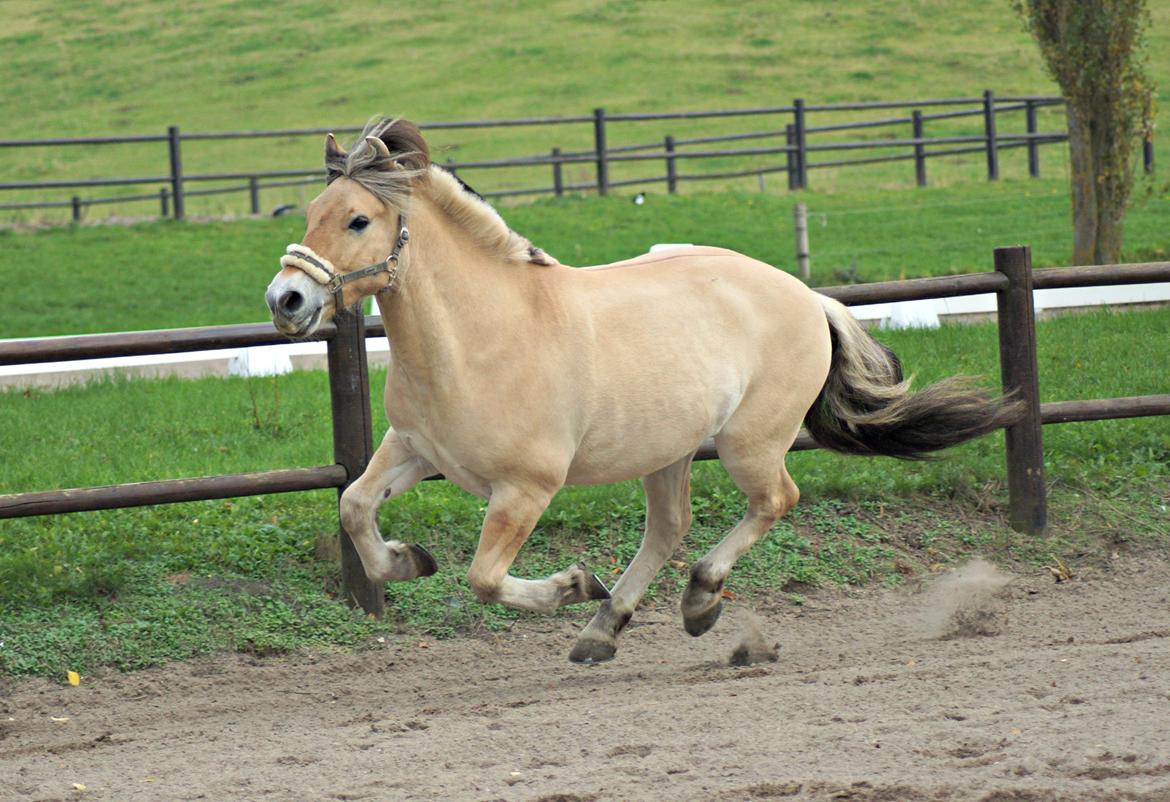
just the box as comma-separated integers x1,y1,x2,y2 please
266,271,326,338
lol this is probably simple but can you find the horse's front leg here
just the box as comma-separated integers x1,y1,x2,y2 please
466,482,610,614
339,428,439,583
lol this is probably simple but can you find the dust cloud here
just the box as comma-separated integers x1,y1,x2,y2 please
920,558,1013,639
729,610,781,666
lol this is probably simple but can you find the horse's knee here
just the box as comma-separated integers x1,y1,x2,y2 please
339,485,372,534
466,566,501,604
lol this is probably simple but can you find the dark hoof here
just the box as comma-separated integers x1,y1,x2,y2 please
684,600,723,637
568,637,617,665
410,544,438,577
585,571,611,601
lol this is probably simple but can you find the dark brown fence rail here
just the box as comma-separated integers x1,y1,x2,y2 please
4,91,1154,223
2,250,1168,612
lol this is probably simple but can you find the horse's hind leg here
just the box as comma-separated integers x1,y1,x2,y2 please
339,428,439,583
681,435,800,637
569,453,695,664
466,482,611,613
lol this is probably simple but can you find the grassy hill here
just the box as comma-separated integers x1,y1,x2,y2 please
3,0,1168,218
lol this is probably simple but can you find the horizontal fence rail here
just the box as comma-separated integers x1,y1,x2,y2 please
0,321,335,365
3,91,1152,222
0,466,348,518
1,254,1167,610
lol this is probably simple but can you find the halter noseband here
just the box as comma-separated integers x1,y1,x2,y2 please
280,213,410,310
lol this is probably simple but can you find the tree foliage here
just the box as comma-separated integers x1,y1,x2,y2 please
1012,0,1155,265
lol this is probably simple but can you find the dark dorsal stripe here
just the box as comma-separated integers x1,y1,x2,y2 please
442,167,486,202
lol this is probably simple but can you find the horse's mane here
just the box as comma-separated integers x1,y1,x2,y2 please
328,118,556,267
425,166,557,266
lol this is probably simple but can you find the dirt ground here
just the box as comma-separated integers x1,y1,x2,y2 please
3,555,1168,802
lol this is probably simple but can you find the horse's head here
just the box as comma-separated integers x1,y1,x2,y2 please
266,119,429,338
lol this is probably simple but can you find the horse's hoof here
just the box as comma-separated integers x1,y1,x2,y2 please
584,570,611,601
683,599,723,637
409,543,438,577
568,637,617,665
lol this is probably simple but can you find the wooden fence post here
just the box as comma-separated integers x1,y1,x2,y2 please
792,98,808,189
551,147,564,197
159,188,170,218
982,90,999,181
167,125,186,220
327,307,383,614
249,177,260,215
71,196,82,223
794,202,810,281
592,107,609,196
1144,135,1155,176
1025,100,1040,178
785,124,797,191
664,135,678,194
912,110,927,187
994,245,1046,534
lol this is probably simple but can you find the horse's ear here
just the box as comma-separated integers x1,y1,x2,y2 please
364,136,392,161
371,119,430,171
325,133,346,160
325,133,347,182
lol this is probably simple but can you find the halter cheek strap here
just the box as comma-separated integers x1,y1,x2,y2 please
279,214,410,310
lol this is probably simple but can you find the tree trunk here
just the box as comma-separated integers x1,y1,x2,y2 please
1066,106,1098,266
1095,186,1125,265
1090,97,1125,265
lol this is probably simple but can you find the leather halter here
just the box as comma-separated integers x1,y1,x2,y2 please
280,213,410,310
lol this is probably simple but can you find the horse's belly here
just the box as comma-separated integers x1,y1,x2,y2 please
563,438,702,485
564,377,742,485
391,426,494,499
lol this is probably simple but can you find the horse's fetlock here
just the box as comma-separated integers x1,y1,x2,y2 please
689,562,724,595
614,609,632,634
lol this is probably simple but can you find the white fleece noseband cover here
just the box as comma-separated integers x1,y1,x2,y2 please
280,244,337,286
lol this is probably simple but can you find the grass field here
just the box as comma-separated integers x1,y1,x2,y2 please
2,0,1168,220
2,308,1167,676
4,177,1170,338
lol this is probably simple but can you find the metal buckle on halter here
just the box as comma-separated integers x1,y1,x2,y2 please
378,224,409,294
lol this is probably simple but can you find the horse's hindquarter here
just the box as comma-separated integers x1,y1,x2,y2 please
563,247,831,485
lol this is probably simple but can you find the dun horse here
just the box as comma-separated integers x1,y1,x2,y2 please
267,119,1018,664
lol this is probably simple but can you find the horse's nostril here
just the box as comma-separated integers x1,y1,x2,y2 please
279,290,304,315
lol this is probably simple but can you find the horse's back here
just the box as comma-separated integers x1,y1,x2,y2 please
571,245,826,363
577,245,815,303
559,246,831,484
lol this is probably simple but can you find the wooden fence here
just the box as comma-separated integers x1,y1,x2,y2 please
2,91,1156,222
1,247,1168,614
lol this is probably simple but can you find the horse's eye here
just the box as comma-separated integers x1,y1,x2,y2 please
348,215,369,232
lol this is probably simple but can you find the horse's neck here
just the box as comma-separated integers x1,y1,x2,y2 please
375,196,529,381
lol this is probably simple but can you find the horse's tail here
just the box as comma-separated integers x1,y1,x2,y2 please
803,296,1023,460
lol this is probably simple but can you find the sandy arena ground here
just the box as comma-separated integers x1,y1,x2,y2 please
3,556,1168,802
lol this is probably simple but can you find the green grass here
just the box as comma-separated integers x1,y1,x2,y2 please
2,308,1167,677
5,179,1170,338
2,0,1169,220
